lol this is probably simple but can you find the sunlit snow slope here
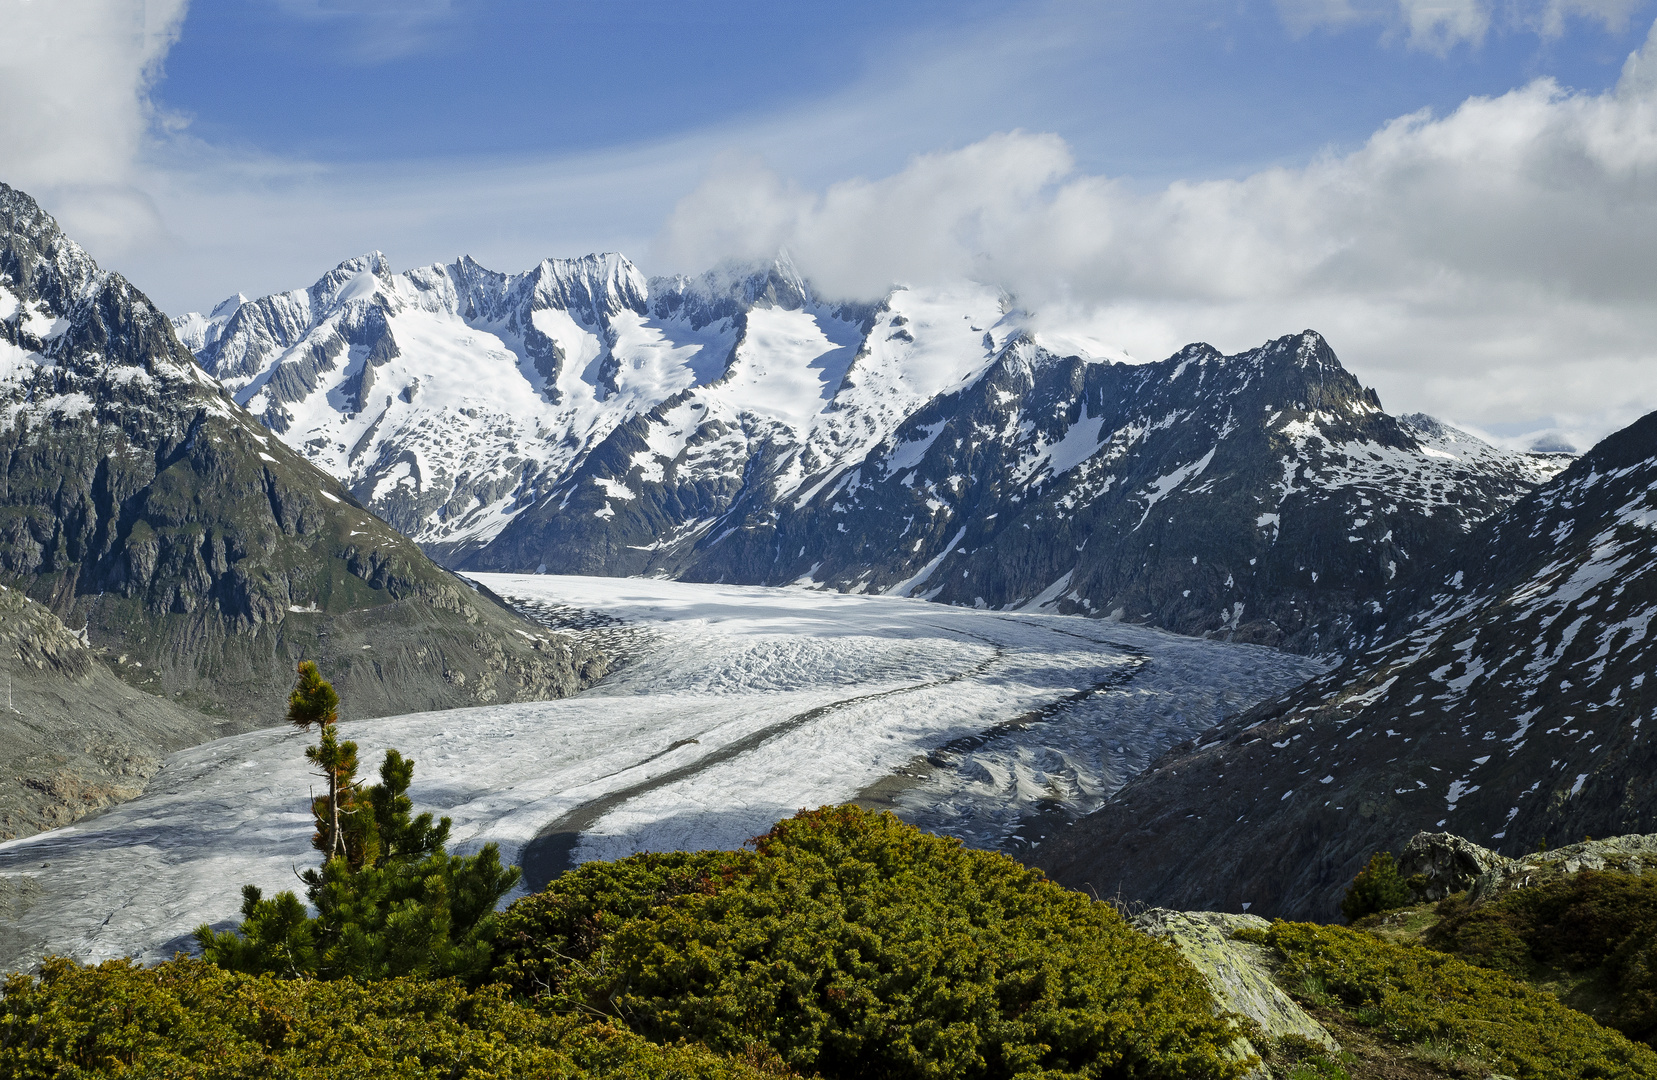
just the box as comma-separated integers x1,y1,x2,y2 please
0,575,1321,971
176,253,901,560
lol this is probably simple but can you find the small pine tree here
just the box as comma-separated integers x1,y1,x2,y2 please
1341,851,1413,922
286,660,376,867
197,663,520,982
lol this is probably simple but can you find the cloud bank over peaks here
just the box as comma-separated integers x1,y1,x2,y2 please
656,18,1657,449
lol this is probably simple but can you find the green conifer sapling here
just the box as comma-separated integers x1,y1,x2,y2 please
196,662,520,982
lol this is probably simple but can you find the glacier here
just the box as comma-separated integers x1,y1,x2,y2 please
0,574,1323,972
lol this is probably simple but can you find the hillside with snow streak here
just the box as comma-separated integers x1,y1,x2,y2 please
177,256,1562,651
1036,407,1657,920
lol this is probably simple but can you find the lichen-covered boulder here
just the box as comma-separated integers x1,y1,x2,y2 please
1133,908,1339,1078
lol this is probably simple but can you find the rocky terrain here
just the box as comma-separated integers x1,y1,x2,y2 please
178,258,1563,652
0,183,604,732
1035,409,1657,919
0,585,230,841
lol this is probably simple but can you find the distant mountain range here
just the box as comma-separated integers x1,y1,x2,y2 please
162,229,1657,926
176,254,1566,651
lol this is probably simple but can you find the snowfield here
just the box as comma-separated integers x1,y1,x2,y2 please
0,575,1323,971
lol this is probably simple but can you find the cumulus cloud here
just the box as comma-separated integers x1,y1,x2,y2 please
1398,0,1491,51
0,0,188,255
6,0,1657,448
658,20,1657,447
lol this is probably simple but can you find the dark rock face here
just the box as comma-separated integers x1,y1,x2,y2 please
1033,409,1657,919
472,329,1559,653
0,182,602,728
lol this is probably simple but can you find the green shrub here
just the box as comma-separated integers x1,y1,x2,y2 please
1267,920,1657,1080
1426,869,1657,1044
1339,851,1412,922
0,956,782,1079
1273,1034,1351,1080
1285,1058,1349,1080
494,805,1253,1080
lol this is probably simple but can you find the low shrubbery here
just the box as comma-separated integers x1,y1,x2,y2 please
494,805,1254,1080
10,657,1650,1079
1426,869,1657,1045
1338,851,1412,923
0,957,781,1079
1265,919,1657,1079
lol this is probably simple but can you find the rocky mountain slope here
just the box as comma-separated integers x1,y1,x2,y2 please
1034,409,1657,919
178,257,1563,650
0,584,229,841
0,182,602,728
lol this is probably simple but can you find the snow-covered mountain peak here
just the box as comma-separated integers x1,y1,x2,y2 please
171,249,946,555
1399,412,1572,486
171,242,1565,649
310,251,396,309
645,253,825,331
524,252,649,321
172,292,246,355
0,184,101,303
1292,328,1338,369
1,182,213,404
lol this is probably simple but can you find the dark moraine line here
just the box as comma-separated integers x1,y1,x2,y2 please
518,626,1009,890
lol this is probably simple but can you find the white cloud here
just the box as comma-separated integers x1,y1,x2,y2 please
0,0,188,253
265,0,459,63
659,19,1657,447
1398,0,1491,51
1277,0,1371,35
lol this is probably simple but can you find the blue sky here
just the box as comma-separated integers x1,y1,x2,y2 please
156,1,1653,187
6,0,1657,445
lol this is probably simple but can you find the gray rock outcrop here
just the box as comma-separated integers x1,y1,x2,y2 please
1398,832,1510,901
0,584,228,840
1467,833,1657,904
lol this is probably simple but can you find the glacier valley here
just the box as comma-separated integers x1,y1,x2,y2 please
0,574,1321,971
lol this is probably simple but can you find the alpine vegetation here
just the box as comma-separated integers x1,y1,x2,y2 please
195,663,518,982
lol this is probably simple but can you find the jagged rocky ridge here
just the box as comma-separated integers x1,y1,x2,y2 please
179,256,1563,650
0,183,603,729
1035,410,1657,919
